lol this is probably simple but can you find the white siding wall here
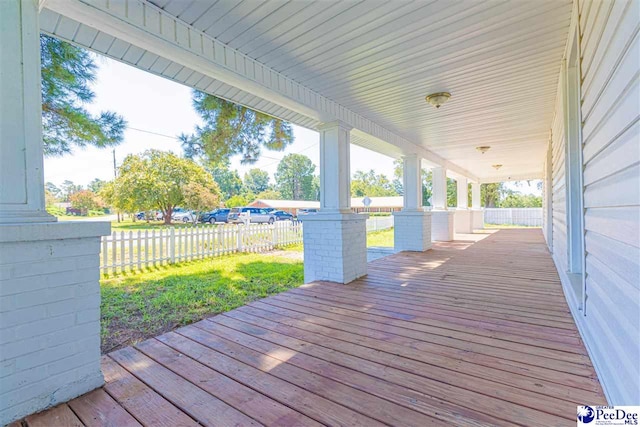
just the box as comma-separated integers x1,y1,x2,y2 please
551,79,568,273
549,0,639,405
578,0,640,405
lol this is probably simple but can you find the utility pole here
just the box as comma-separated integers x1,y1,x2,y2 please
113,149,120,223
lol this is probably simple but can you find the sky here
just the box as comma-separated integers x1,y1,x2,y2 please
43,55,540,196
43,56,397,188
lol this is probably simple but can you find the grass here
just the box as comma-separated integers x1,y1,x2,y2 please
100,252,303,353
367,227,394,247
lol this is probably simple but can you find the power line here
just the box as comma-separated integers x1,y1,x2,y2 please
126,125,319,166
127,126,182,140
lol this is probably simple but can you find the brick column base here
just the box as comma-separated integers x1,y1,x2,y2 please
432,210,455,241
454,209,472,234
471,209,484,230
301,213,367,284
0,221,110,425
393,210,432,252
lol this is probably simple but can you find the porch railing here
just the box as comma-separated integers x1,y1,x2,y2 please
484,208,543,226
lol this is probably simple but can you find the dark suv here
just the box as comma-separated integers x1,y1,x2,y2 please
199,208,230,224
228,207,276,224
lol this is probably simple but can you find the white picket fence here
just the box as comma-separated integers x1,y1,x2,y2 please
366,215,394,232
101,221,302,275
484,208,543,226
101,216,395,275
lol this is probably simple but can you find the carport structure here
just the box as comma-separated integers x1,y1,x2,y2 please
1,0,638,424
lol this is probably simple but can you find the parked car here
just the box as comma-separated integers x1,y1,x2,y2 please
228,207,276,224
136,211,158,221
272,210,294,221
297,208,318,216
171,210,197,223
199,208,230,224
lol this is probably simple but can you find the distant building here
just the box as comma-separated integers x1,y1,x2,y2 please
249,196,403,214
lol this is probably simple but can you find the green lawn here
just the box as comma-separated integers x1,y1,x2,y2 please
100,252,303,353
367,227,394,247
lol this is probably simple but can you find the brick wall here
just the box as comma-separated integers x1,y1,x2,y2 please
0,222,109,425
393,211,432,252
302,214,367,284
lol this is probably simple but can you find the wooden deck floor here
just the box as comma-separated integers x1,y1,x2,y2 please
24,229,605,427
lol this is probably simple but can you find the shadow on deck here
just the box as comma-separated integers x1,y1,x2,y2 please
23,229,605,427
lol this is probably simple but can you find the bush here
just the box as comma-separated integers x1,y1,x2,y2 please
46,205,66,216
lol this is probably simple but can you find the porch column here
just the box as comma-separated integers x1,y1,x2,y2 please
470,183,484,230
454,178,472,233
393,154,432,252
301,121,367,284
0,1,109,424
431,167,454,241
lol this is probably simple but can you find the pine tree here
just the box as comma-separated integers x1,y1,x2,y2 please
180,91,294,164
41,35,126,156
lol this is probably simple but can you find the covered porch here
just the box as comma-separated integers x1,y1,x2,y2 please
2,0,638,423
23,229,605,427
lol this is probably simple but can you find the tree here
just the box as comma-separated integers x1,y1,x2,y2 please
447,179,457,208
209,161,244,200
244,169,270,194
45,182,62,200
88,178,107,193
180,91,293,164
481,183,505,208
109,150,220,224
45,189,58,207
499,193,542,208
41,35,126,156
69,189,104,212
351,170,398,197
275,154,316,200
182,182,221,215
256,190,282,200
61,180,83,202
225,194,254,208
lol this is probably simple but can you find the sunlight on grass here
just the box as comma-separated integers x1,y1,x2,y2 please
367,228,394,247
100,252,303,353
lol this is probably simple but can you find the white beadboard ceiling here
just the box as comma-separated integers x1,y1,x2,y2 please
44,0,573,181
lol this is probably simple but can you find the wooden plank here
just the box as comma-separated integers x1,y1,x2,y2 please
214,310,604,401
291,284,579,334
109,347,259,426
272,291,585,350
172,325,446,427
195,321,510,426
134,338,322,427
68,389,141,427
246,300,594,372
156,330,386,427
199,316,578,426
101,355,198,427
25,404,82,427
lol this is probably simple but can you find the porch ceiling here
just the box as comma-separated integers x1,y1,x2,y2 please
43,0,572,182
151,0,572,181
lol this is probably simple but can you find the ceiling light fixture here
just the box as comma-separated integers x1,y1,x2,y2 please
492,164,503,170
425,92,451,109
476,146,491,154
